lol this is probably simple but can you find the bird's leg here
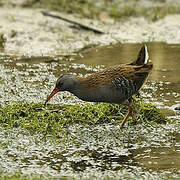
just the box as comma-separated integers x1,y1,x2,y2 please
130,109,136,121
120,97,136,129
120,106,132,129
129,98,136,121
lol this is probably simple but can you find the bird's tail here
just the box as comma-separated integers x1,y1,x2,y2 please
130,45,149,65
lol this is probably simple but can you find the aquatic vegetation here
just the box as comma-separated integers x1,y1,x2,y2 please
0,172,42,180
0,100,166,139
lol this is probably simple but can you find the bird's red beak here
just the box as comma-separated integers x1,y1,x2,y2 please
44,88,60,105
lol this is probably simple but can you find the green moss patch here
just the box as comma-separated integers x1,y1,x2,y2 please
0,100,166,138
0,172,44,180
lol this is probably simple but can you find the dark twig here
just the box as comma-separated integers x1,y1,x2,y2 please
41,11,105,34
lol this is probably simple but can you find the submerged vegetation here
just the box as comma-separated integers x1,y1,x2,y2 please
0,100,166,139
20,0,180,21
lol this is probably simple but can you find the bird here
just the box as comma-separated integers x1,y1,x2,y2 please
45,45,153,128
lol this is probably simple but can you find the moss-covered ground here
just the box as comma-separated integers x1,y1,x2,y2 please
0,99,166,140
0,98,177,180
0,173,45,180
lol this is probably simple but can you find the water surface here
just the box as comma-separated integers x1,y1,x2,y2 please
0,42,180,179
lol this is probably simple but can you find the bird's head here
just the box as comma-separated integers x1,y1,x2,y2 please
44,74,77,105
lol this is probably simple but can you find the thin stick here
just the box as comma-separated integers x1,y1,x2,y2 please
41,11,105,34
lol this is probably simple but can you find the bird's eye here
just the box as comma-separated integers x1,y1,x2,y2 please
56,81,63,87
59,82,64,86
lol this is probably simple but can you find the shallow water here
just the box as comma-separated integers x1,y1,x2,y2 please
0,42,180,179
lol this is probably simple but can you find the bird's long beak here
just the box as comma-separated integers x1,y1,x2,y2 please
44,87,60,106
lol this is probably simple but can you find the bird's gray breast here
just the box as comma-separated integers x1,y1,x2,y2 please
73,77,137,104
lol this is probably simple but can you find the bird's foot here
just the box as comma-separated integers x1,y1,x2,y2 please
120,104,137,129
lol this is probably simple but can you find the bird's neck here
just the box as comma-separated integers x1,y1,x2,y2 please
67,77,84,94
68,76,93,101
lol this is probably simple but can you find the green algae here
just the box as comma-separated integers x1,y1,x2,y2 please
0,172,179,180
0,173,45,180
0,100,166,139
0,172,62,180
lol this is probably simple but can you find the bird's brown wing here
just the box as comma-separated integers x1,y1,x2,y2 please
77,65,125,91
77,62,152,92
